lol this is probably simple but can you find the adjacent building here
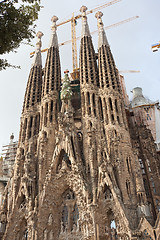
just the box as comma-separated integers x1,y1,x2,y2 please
130,87,160,152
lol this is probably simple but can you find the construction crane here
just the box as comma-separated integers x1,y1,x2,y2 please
30,0,122,69
57,0,122,71
119,70,140,73
151,42,160,52
30,16,139,68
58,16,139,47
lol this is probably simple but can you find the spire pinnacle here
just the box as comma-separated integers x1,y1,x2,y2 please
32,31,43,67
49,15,59,48
95,11,109,48
80,5,91,38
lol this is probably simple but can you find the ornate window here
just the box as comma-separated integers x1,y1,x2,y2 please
139,158,145,174
147,159,151,172
60,190,79,234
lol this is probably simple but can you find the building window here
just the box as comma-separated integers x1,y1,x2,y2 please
156,199,160,212
150,177,156,193
61,190,79,234
139,159,145,174
144,107,152,120
62,205,68,231
143,178,150,197
146,159,151,172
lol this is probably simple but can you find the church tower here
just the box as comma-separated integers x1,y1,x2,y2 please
79,5,100,203
0,6,160,240
38,16,61,190
0,31,43,240
96,10,149,215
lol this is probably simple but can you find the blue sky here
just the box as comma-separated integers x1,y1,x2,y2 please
0,0,160,150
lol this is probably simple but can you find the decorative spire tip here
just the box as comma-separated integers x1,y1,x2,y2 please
51,16,58,31
32,31,43,66
51,16,58,23
96,11,109,48
36,31,44,39
95,11,103,19
80,5,88,13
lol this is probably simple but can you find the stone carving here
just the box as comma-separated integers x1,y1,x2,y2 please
48,214,53,226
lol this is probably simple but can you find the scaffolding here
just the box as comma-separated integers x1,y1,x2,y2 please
1,134,18,179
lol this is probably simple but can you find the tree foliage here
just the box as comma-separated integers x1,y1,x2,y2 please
0,0,41,70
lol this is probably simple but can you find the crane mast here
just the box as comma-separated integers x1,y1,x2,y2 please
57,0,122,75
29,0,139,80
71,13,78,73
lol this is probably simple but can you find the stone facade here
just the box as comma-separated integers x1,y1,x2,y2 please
0,7,160,240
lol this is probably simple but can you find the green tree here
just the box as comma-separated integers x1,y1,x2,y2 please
0,0,41,70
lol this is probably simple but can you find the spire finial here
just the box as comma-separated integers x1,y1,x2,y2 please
95,11,103,20
10,133,14,140
32,31,43,67
95,11,109,48
49,16,59,48
36,31,44,50
80,5,90,38
80,5,88,15
51,16,58,31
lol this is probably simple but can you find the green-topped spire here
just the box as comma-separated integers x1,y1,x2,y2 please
60,70,73,101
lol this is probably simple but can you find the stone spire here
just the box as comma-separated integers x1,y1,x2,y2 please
32,31,43,67
22,32,43,112
80,5,90,38
49,16,59,48
95,11,109,49
79,5,99,87
96,12,120,92
42,16,61,96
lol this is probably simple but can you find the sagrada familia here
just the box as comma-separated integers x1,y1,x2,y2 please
0,5,160,240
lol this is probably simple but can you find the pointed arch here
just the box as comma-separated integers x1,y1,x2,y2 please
56,149,71,173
